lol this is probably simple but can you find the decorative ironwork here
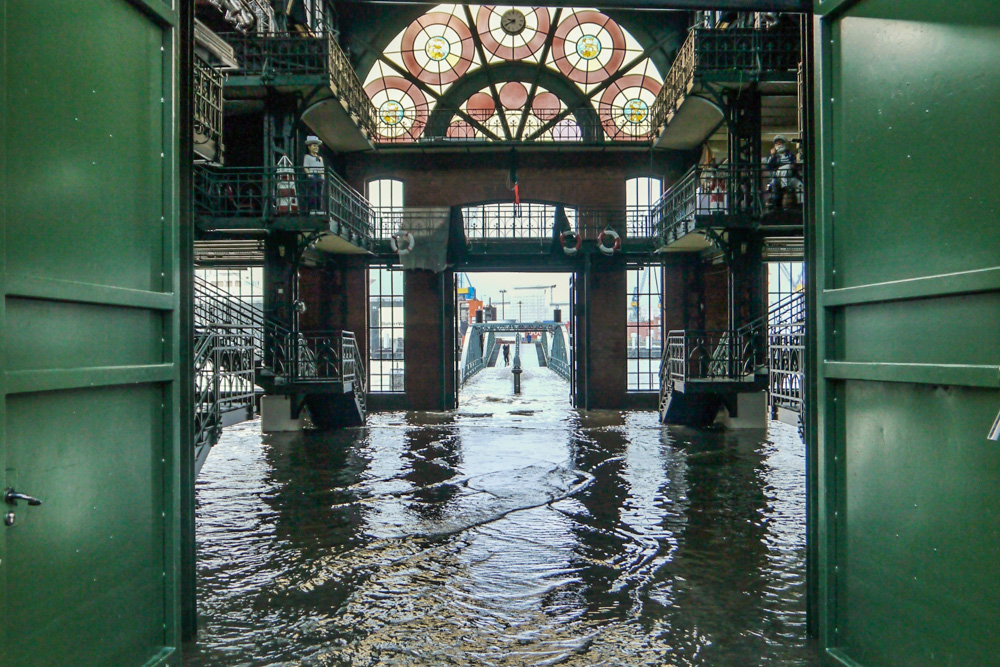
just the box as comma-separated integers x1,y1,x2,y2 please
194,164,375,245
221,30,376,141
651,163,805,247
664,326,766,384
651,27,800,131
767,292,805,414
268,331,367,397
327,33,377,138
193,275,267,470
194,55,225,155
223,31,328,77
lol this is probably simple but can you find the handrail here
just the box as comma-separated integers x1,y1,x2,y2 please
193,164,375,245
193,324,257,467
221,30,377,140
193,55,225,148
651,28,696,131
651,162,804,246
327,33,377,138
665,327,764,384
650,26,800,131
221,31,328,76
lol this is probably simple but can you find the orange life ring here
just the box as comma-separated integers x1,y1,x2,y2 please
560,229,582,256
597,229,621,256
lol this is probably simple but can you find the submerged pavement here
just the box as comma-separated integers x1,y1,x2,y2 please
185,344,818,666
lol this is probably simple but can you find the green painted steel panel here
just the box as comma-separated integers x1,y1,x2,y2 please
838,382,1000,667
815,1,1000,665
1,0,181,665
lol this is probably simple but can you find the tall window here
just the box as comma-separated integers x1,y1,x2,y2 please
369,266,405,393
367,178,404,238
625,176,662,236
194,267,263,309
627,263,663,392
767,262,805,309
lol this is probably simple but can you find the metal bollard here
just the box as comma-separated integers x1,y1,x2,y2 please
512,350,522,394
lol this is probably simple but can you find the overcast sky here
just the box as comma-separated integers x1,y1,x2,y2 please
462,272,571,310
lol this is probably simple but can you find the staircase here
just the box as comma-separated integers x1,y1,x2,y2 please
658,291,805,428
193,277,369,473
193,276,262,472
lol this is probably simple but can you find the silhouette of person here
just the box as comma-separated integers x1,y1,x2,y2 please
503,344,510,366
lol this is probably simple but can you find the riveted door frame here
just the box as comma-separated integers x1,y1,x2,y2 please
812,1,1000,662
1,0,183,662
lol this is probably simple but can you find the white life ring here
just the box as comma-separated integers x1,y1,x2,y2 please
390,231,415,255
560,229,582,256
597,229,621,256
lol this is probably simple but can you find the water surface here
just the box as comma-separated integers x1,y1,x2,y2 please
185,349,817,666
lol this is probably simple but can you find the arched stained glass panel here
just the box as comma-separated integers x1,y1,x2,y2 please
364,5,664,143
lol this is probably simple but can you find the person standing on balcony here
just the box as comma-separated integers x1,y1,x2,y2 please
303,136,325,214
767,135,803,207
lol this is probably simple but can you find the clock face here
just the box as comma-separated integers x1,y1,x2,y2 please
500,9,527,36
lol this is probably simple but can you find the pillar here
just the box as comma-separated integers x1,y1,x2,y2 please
573,259,627,410
404,269,457,410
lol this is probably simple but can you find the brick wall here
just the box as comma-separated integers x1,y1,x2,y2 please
703,262,730,332
297,256,369,360
341,151,693,209
403,269,455,410
575,263,627,409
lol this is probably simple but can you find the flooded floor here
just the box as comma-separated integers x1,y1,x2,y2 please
184,348,819,666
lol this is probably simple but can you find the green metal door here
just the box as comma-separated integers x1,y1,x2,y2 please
814,2,1000,665
1,1,181,665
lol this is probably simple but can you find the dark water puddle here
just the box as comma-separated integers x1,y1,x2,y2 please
185,358,819,667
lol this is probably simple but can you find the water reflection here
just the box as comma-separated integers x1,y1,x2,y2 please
185,351,817,666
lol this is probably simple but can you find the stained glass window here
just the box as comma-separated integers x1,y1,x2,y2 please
363,5,663,143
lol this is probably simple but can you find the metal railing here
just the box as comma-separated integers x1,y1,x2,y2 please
651,26,800,130
194,325,258,467
193,276,265,468
223,31,328,76
374,106,654,145
327,34,376,138
546,328,571,381
768,291,805,414
445,204,655,243
664,327,765,384
461,329,497,384
658,291,806,419
193,164,375,243
222,30,376,139
194,55,225,149
267,330,362,382
651,163,804,246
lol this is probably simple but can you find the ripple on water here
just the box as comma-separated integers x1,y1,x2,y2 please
185,361,818,667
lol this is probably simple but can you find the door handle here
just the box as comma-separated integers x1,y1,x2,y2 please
4,488,42,507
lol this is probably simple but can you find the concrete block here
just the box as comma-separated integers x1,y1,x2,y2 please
719,390,768,429
261,395,303,433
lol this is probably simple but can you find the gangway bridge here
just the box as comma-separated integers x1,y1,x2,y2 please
460,321,571,386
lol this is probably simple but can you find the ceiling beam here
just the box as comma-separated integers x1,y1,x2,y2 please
336,1,813,13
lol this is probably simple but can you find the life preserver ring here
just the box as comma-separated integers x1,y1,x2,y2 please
560,229,582,256
390,231,415,255
597,229,621,256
